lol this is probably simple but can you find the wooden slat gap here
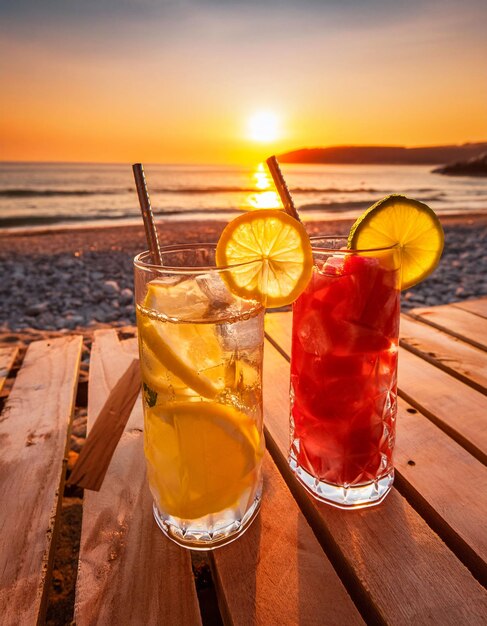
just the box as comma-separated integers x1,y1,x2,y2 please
451,300,487,320
406,311,487,353
263,431,387,626
41,454,72,625
40,339,83,625
191,553,226,626
264,331,290,363
392,471,487,588
0,345,20,396
208,559,236,626
397,388,487,466
398,338,487,396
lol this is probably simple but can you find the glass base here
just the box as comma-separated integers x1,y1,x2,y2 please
152,494,261,551
289,458,394,509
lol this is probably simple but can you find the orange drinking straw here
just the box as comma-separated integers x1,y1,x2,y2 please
266,155,302,222
132,163,163,265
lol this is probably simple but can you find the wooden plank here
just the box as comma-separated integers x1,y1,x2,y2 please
400,315,487,394
0,345,19,394
409,305,487,351
266,312,487,465
263,319,487,623
395,397,487,584
75,330,201,626
211,454,364,626
452,296,487,319
264,311,292,355
88,329,134,418
398,348,487,465
121,336,138,356
67,358,141,490
0,336,82,626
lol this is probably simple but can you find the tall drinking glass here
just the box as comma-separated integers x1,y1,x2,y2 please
134,244,265,549
289,237,401,508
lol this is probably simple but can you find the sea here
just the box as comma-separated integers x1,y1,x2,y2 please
1,161,486,230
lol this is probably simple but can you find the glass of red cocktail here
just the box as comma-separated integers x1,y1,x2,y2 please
289,237,401,509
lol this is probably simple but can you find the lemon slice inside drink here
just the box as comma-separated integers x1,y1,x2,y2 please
138,281,223,399
348,195,444,290
145,401,263,519
216,209,313,307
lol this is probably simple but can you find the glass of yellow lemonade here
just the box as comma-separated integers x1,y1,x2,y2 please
134,244,265,550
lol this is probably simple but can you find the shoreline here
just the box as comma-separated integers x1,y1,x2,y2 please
1,209,487,237
1,213,487,338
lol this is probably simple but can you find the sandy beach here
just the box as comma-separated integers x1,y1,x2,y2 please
2,212,486,381
1,211,486,395
1,213,487,333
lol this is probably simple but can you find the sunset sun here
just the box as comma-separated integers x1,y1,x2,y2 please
247,111,280,143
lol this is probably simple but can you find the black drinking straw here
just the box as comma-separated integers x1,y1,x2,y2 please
132,163,163,265
266,155,302,222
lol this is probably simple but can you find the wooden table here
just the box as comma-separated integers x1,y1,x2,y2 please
1,298,487,625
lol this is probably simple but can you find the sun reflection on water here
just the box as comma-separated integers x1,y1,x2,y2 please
244,163,281,210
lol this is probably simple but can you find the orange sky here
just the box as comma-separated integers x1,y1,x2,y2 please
1,1,486,164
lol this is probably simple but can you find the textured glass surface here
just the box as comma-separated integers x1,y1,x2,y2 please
289,241,400,508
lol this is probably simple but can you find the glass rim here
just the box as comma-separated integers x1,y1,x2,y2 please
309,236,400,254
134,244,261,273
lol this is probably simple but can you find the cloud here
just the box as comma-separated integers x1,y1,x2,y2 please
3,0,486,23
2,0,483,41
2,0,486,65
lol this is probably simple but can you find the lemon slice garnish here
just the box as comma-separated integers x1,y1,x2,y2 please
145,401,263,519
215,209,313,307
348,195,444,290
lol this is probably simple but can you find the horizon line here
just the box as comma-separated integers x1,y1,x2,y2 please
2,139,487,168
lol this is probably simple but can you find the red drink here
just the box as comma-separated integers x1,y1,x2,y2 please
289,239,401,508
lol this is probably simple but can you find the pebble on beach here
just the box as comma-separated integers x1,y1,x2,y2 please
0,219,486,333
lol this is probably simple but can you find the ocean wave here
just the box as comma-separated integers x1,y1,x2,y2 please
0,185,442,198
1,185,381,197
299,194,446,212
292,187,381,194
151,186,256,194
0,207,243,229
0,214,132,228
151,186,388,194
150,185,440,195
299,201,372,212
0,188,119,198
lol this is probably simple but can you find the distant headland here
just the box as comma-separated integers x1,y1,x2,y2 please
433,152,487,177
278,143,487,165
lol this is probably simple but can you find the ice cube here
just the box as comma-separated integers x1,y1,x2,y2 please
321,255,345,276
218,313,264,351
145,278,209,320
196,273,234,310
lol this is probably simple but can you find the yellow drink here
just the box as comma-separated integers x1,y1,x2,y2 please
134,246,264,549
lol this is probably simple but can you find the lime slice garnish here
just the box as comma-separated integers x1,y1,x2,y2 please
348,194,444,290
